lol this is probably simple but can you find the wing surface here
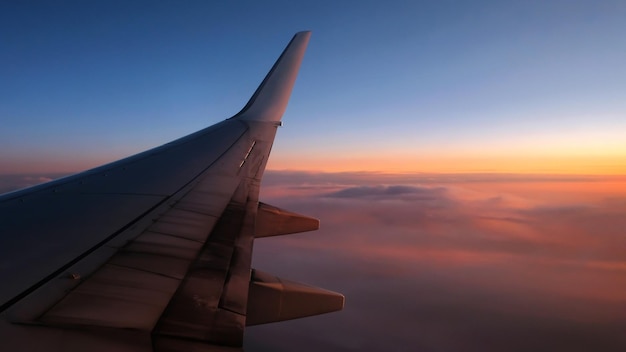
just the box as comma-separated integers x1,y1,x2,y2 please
0,31,343,352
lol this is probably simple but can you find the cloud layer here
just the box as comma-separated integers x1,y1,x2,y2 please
247,171,626,351
0,173,66,194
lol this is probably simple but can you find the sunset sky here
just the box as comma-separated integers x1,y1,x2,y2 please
2,1,626,351
2,1,625,175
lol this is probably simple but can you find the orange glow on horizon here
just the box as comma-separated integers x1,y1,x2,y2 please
2,145,625,176
268,153,626,175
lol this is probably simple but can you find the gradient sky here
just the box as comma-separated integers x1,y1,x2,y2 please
2,0,625,174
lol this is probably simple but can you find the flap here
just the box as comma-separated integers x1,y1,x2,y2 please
255,202,319,238
246,269,344,326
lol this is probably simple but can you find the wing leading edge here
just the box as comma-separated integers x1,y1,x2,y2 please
0,31,343,352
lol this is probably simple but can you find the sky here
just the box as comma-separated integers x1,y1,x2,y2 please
2,1,626,351
2,0,625,174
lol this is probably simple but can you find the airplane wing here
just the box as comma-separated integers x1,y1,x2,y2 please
0,31,344,352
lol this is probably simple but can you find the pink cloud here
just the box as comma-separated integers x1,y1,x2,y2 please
249,171,626,351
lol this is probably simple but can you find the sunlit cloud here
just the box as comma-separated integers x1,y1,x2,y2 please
0,173,66,194
249,170,626,351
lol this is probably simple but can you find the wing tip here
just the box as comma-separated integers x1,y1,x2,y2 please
233,31,311,122
295,30,312,37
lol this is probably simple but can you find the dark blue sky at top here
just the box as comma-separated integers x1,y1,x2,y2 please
1,0,625,173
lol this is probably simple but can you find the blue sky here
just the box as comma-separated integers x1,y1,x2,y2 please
2,0,626,173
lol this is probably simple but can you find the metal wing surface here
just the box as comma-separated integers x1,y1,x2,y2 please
0,31,344,352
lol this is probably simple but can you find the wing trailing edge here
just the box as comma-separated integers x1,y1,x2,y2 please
251,201,344,325
255,202,319,238
246,269,344,326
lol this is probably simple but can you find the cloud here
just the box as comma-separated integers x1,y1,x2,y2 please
24,176,53,183
0,173,66,195
325,185,447,200
248,171,626,351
